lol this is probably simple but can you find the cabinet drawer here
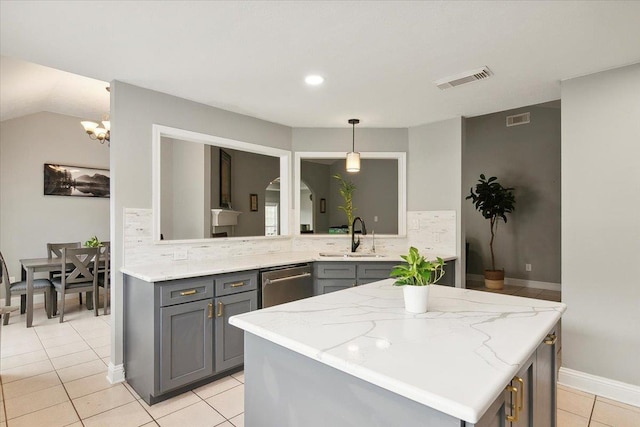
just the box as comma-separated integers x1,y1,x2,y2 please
316,263,356,279
215,271,258,296
357,262,396,280
159,277,214,307
317,279,356,294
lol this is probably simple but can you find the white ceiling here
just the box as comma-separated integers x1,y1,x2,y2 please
1,1,639,127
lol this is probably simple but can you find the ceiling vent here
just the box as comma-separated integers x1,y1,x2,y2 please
434,67,493,90
506,112,531,127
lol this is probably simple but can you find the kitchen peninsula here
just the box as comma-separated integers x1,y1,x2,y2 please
230,280,566,426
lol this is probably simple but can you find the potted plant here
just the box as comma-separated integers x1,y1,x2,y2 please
466,174,515,290
84,235,103,247
390,246,445,313
333,173,356,233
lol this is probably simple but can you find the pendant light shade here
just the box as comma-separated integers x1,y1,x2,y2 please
346,118,360,173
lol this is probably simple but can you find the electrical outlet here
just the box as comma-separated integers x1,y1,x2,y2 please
525,264,532,272
374,215,378,222
173,247,188,261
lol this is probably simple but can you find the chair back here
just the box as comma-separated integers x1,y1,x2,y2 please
0,251,11,298
47,242,81,259
60,247,100,286
98,241,110,281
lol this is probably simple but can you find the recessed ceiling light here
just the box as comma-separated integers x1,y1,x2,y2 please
304,75,324,86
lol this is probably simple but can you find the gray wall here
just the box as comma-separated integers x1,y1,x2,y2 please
292,127,409,153
561,64,640,386
0,112,109,297
463,105,561,283
408,118,463,286
111,81,291,368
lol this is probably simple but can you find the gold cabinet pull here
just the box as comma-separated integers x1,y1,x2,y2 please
180,289,197,296
515,376,525,411
230,282,245,288
208,302,213,319
506,384,520,423
217,301,223,317
544,333,558,345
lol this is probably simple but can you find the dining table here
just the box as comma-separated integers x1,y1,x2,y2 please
19,257,62,327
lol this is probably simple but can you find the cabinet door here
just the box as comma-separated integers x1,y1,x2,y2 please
215,291,258,373
159,299,213,393
534,331,558,426
506,359,533,427
317,279,356,294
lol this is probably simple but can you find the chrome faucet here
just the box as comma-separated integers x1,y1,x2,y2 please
351,217,367,252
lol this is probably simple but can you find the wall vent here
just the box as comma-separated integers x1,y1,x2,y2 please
434,67,493,90
506,112,531,127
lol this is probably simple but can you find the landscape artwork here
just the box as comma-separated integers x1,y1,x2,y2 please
44,163,110,197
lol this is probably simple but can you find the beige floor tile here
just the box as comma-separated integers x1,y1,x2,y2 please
557,409,589,427
2,371,61,399
123,381,142,400
138,391,201,420
141,422,160,427
34,322,77,338
216,423,233,427
69,317,110,333
591,399,640,427
92,344,111,358
85,335,111,349
0,349,48,371
72,383,135,419
51,348,99,370
0,339,43,358
205,385,244,419
558,384,597,399
0,359,54,383
4,384,69,419
65,422,84,427
76,326,111,341
64,371,117,399
229,413,244,427
588,421,611,427
513,288,543,298
558,386,595,417
156,401,226,427
44,339,91,359
231,371,245,383
82,400,153,427
57,359,107,383
39,332,84,349
6,400,79,427
101,356,111,365
596,396,640,413
193,376,242,400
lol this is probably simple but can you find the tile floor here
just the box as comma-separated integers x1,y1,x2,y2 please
466,280,563,302
2,295,639,426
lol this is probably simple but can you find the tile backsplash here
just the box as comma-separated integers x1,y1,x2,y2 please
123,208,456,266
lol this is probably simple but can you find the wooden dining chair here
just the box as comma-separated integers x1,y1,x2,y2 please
97,242,110,315
0,251,53,325
47,242,86,306
51,247,100,323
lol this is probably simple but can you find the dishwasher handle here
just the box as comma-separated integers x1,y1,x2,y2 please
264,272,311,285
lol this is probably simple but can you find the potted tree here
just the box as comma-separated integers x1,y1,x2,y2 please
390,246,446,313
466,174,515,290
333,173,356,233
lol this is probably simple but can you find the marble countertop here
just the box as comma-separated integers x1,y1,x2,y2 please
121,251,456,282
229,280,566,423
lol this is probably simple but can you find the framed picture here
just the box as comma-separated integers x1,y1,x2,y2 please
220,150,232,208
250,193,258,211
43,164,110,197
320,198,326,213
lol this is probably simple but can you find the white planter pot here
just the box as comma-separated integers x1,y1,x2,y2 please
403,285,430,313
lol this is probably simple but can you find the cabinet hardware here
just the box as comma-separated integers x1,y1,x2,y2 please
515,376,525,411
230,282,245,288
506,384,520,422
208,303,213,319
544,333,557,345
265,272,311,284
217,302,223,317
180,289,197,296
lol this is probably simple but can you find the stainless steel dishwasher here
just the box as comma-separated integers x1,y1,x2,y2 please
260,263,313,308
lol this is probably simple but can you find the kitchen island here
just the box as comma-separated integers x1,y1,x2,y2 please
230,280,566,426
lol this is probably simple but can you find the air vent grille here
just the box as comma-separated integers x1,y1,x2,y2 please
506,112,531,127
435,67,493,90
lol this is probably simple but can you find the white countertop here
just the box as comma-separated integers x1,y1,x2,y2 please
121,251,456,282
229,280,566,423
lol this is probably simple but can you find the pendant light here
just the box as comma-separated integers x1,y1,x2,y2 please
346,118,360,173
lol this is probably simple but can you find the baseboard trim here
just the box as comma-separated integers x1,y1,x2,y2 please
558,367,640,407
107,362,125,384
466,274,561,291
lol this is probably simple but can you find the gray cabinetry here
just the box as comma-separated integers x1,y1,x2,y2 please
315,261,397,294
214,288,258,372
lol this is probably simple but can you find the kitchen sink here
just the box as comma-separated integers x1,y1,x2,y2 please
318,252,387,258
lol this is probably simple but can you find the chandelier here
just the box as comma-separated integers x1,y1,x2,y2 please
81,114,110,144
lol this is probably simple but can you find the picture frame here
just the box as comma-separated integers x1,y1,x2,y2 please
220,150,232,208
250,193,258,211
320,198,326,213
43,163,110,198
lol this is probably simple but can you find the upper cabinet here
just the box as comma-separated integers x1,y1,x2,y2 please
152,125,291,242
